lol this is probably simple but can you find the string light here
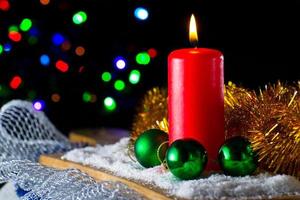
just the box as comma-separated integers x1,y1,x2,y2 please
129,70,141,84
55,60,69,73
51,93,61,102
104,97,117,111
52,33,65,46
10,75,22,90
20,18,32,32
73,11,87,25
0,0,10,11
33,100,45,111
134,7,149,20
114,56,126,70
101,72,112,82
40,54,50,66
75,46,85,56
114,80,126,91
40,0,50,5
136,52,150,65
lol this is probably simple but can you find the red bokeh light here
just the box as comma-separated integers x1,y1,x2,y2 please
0,0,10,11
148,48,158,58
10,76,22,90
55,60,69,73
8,31,22,42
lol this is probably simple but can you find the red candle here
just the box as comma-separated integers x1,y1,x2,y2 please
168,14,224,170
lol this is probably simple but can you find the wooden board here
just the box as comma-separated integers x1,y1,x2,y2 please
69,128,129,146
39,154,172,200
39,129,300,200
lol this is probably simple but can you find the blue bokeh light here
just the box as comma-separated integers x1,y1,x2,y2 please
114,56,127,70
3,43,12,52
40,54,50,66
134,7,149,20
52,33,65,46
33,100,45,111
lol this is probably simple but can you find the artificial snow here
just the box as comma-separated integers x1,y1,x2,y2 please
63,138,300,199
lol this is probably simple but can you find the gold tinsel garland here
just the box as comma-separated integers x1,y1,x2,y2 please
131,87,168,143
131,82,300,178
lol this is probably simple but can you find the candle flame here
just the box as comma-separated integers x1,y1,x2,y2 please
189,14,198,47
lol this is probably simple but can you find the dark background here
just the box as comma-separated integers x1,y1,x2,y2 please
0,0,299,134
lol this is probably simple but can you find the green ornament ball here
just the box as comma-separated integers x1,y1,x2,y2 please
166,139,207,180
134,129,168,168
218,136,258,176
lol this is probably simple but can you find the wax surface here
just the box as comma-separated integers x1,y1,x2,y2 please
168,48,224,170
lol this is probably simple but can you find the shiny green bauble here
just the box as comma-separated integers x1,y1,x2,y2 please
166,139,207,180
134,129,168,168
218,136,258,176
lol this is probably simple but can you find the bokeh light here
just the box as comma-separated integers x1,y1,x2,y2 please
134,7,149,20
10,75,22,90
28,36,38,45
51,93,61,102
52,33,65,46
40,0,50,5
3,43,12,52
136,52,150,65
82,91,92,103
0,44,3,55
91,94,97,103
73,11,88,25
55,60,69,72
114,80,126,91
148,48,157,58
129,70,141,84
75,46,85,56
20,18,32,32
8,31,22,42
8,25,18,32
61,41,71,51
104,97,117,111
0,0,10,11
114,56,126,70
27,90,37,100
101,72,112,82
29,27,39,36
33,100,45,111
40,54,50,66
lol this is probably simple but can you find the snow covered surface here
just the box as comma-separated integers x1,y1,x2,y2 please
63,138,300,199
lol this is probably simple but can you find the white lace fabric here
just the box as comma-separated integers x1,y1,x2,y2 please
0,100,144,200
0,100,72,162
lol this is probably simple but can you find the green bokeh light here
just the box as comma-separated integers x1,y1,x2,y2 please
0,44,3,55
73,11,88,25
8,25,19,32
101,72,112,82
104,97,117,111
129,70,141,84
114,80,125,91
83,91,92,102
28,36,38,45
20,18,32,32
136,52,150,65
